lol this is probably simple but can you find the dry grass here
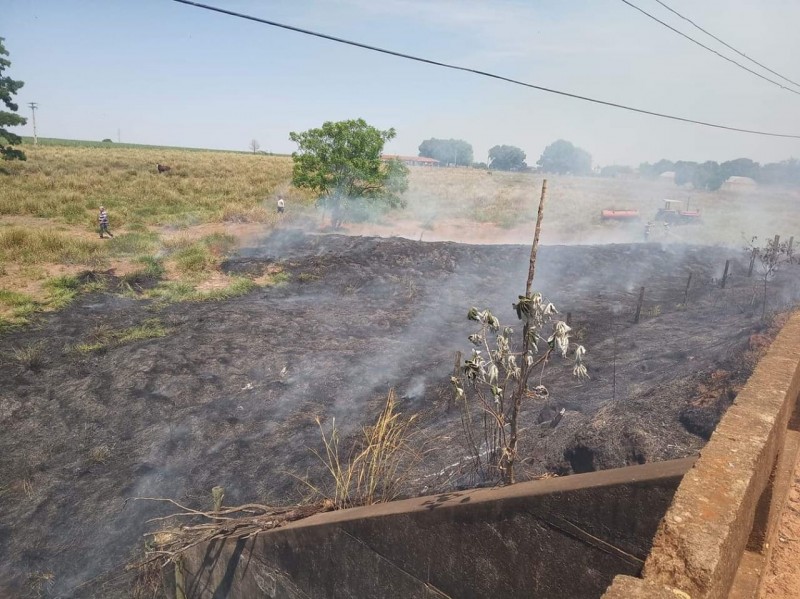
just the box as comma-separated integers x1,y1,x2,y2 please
309,389,423,509
400,168,800,245
10,342,46,371
0,143,319,327
0,144,314,228
69,319,170,353
0,226,106,265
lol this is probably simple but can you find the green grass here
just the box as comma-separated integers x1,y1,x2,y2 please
107,231,160,257
70,318,169,353
0,143,313,229
0,289,38,327
20,136,286,154
166,234,238,276
144,277,260,304
173,244,214,275
0,275,108,330
0,227,106,266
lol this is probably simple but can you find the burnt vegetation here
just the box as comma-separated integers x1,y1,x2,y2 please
0,227,798,595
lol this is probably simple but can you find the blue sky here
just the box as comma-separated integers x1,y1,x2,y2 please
5,0,800,165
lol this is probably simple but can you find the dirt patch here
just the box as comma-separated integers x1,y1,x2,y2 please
0,232,798,597
760,453,800,598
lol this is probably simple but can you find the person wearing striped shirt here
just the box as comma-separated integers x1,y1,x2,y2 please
98,206,113,239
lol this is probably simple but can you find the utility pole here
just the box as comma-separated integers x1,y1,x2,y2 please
28,102,38,144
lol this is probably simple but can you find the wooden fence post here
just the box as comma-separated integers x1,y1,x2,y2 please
634,286,645,324
721,260,730,289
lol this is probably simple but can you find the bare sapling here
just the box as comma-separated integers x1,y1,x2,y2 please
745,235,795,319
451,180,589,485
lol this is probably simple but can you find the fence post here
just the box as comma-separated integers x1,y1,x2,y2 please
721,259,730,289
634,286,645,324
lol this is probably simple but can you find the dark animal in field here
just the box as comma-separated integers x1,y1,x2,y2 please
156,163,171,173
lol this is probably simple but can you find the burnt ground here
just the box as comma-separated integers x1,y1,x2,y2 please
1,231,799,597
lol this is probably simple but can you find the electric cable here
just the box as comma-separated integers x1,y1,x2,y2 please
619,0,800,97
653,0,800,90
172,0,800,139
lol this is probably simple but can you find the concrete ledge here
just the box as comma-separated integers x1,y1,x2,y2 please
182,458,694,599
603,312,800,599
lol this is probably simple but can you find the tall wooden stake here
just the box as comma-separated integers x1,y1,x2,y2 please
526,179,548,296
506,179,548,485
721,259,730,289
748,248,757,277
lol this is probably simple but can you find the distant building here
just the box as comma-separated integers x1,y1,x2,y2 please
659,171,676,182
723,176,757,187
381,154,440,167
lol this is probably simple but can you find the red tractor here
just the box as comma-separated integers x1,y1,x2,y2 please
655,199,701,224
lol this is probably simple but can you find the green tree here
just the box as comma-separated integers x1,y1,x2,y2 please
536,140,591,175
418,138,473,166
639,159,675,178
0,37,27,161
720,157,759,181
488,145,527,171
759,158,800,186
289,119,408,227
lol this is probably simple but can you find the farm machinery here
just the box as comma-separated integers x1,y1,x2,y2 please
600,209,640,221
655,199,701,224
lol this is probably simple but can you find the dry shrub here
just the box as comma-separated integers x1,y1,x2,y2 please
312,389,422,509
11,342,45,371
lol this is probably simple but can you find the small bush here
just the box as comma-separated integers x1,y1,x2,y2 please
89,444,113,464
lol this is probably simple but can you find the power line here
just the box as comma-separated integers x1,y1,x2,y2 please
172,0,800,139
652,0,800,90
619,0,800,97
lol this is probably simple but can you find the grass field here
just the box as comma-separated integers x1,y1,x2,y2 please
2,140,799,329
0,142,315,327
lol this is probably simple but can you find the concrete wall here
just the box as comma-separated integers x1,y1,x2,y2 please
604,311,800,599
182,458,693,599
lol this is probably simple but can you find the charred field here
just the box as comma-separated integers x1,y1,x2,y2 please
1,230,798,597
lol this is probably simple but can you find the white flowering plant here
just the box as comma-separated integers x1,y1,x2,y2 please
451,293,588,485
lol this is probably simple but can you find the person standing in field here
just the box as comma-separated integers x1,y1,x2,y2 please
98,206,113,238
277,196,285,214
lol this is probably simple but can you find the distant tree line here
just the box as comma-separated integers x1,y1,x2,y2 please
638,157,800,190
417,137,592,174
418,138,474,167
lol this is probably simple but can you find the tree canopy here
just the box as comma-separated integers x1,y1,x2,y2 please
418,138,473,166
289,119,408,227
488,145,527,171
639,157,775,191
537,140,591,175
0,37,27,161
